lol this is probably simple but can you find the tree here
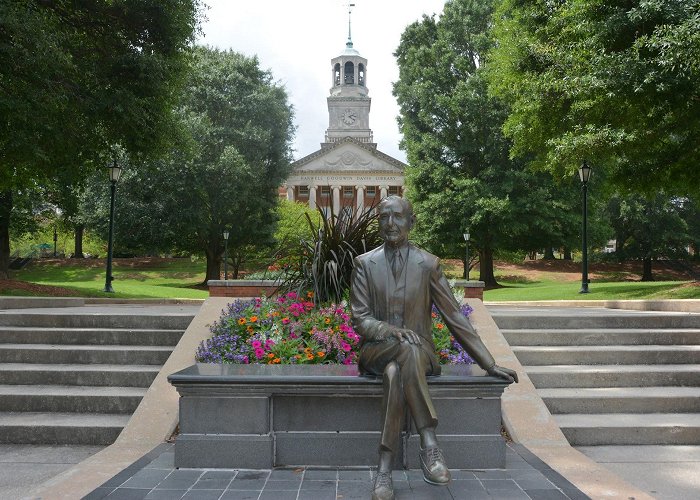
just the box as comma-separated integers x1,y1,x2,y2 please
488,0,700,196
393,0,579,286
0,0,201,277
85,47,295,281
606,193,691,280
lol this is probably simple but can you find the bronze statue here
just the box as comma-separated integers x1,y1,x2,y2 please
350,196,518,500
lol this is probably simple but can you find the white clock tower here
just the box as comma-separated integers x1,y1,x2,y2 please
284,4,405,215
324,17,373,146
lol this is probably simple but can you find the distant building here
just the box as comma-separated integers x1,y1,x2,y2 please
282,31,406,217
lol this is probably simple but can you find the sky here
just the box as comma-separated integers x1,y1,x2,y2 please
197,0,447,163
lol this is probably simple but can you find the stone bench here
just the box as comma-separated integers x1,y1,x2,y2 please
168,363,509,470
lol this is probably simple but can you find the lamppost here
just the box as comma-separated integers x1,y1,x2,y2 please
578,161,592,294
103,159,122,293
223,229,230,280
463,231,471,280
53,225,57,258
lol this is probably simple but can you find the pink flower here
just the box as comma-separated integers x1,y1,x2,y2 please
341,342,351,352
254,348,265,359
251,340,262,349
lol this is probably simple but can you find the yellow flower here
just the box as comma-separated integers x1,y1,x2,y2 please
238,318,246,325
317,351,325,358
246,326,254,333
325,318,331,324
307,291,314,298
267,353,275,359
273,358,281,364
306,353,314,360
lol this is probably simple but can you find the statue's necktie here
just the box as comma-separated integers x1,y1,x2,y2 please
392,249,402,281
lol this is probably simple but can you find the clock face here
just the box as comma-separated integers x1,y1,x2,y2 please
341,109,357,125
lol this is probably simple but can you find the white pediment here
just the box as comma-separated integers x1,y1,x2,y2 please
292,140,405,175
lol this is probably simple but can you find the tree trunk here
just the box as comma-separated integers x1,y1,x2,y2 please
544,247,555,259
641,257,654,282
479,246,498,287
563,247,572,260
73,224,85,258
204,244,221,283
0,191,11,279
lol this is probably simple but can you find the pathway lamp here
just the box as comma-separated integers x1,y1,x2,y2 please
578,161,592,294
103,159,122,293
463,232,471,280
223,229,230,280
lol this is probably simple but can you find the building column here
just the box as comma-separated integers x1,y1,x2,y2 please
286,185,295,202
309,186,317,210
356,185,365,214
331,185,341,215
380,185,388,199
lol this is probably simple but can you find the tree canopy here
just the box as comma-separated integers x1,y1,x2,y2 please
393,0,583,285
87,46,296,281
0,0,201,277
488,0,700,196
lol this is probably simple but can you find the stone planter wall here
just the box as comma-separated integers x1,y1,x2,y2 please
168,363,509,470
207,279,280,298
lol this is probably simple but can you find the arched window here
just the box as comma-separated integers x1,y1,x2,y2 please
334,63,341,86
358,63,365,86
344,61,354,84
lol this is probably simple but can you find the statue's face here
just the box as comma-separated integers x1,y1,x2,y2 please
378,198,413,246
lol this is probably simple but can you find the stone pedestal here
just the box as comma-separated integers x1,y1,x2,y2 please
454,280,486,300
168,364,509,469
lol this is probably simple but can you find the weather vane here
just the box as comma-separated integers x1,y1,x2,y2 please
346,2,356,47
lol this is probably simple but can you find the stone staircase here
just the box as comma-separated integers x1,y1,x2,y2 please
0,307,195,445
491,306,700,446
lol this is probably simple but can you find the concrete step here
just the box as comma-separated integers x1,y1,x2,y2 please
512,345,700,365
492,313,700,330
501,328,700,346
0,385,146,413
555,413,700,445
0,344,172,365
0,312,194,330
0,327,185,346
540,387,700,414
0,412,129,445
0,363,159,387
526,364,700,388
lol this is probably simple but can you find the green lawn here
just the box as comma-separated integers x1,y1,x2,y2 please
484,278,698,301
5,257,698,301
10,258,209,299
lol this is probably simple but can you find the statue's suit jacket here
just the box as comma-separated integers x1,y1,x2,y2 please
350,243,496,376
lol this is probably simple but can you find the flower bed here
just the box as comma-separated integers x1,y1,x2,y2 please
196,292,475,366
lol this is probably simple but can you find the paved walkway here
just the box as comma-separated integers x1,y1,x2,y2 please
83,443,587,500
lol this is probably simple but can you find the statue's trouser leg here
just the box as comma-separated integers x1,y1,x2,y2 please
395,342,437,433
380,361,404,455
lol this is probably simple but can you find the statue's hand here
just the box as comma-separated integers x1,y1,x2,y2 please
391,328,421,345
487,365,519,383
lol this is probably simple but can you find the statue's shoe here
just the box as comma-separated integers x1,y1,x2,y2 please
371,471,395,500
419,447,451,485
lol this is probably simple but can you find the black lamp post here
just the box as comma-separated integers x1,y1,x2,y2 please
463,231,471,280
103,159,122,293
578,161,592,294
223,229,230,280
53,225,57,258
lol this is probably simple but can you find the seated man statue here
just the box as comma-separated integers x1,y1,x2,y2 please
350,196,518,500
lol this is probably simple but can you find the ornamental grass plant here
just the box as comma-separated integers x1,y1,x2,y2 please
195,293,475,366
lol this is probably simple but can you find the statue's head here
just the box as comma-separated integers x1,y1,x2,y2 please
378,195,415,247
